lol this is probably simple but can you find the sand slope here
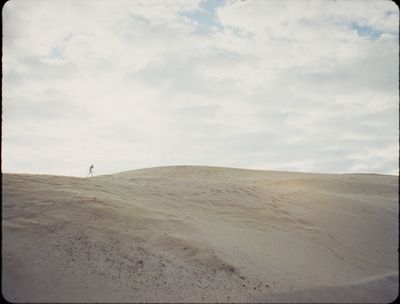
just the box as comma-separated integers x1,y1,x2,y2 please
2,166,398,302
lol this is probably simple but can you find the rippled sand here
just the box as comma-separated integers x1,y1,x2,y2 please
2,166,398,302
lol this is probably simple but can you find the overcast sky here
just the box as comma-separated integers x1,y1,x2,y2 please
2,0,399,177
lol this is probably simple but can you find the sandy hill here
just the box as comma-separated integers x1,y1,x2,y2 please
2,166,398,302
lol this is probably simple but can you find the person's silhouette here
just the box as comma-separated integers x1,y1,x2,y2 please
87,164,94,177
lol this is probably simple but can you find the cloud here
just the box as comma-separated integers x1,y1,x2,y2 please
2,0,398,176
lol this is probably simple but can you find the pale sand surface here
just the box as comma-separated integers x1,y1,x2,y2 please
2,166,398,302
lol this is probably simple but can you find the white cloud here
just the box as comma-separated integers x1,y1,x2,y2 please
2,0,398,176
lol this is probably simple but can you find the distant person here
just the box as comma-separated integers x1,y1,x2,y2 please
87,164,94,177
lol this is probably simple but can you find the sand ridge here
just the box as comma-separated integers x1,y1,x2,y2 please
2,166,398,302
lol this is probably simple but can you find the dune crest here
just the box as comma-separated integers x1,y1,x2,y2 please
2,166,398,302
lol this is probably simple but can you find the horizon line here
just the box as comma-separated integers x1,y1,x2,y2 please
2,164,398,178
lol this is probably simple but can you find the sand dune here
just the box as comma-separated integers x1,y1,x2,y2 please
2,166,398,302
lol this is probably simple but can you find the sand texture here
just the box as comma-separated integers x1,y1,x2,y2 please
2,166,398,302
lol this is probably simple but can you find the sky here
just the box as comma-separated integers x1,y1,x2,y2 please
2,0,399,177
